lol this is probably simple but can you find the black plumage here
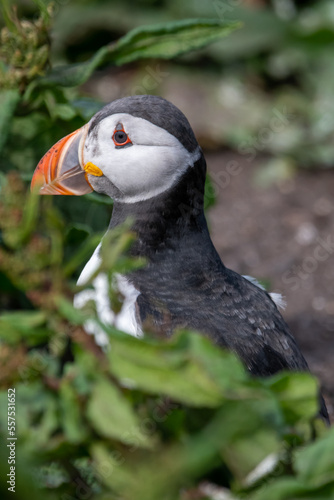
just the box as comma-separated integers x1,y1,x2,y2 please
109,155,307,374
95,96,329,423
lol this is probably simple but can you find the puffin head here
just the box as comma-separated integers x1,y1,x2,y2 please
31,95,202,203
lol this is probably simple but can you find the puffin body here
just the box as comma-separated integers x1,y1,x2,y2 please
31,95,329,422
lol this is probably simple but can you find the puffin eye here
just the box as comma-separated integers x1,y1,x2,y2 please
112,128,132,147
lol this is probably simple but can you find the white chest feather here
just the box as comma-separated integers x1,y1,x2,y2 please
74,244,142,346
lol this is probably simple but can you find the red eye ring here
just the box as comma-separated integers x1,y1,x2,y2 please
112,126,132,147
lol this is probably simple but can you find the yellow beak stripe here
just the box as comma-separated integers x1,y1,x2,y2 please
84,162,103,176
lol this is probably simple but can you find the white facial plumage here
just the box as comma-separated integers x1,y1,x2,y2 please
83,113,201,203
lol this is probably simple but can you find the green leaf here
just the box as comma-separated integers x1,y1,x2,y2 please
65,224,91,247
59,379,87,444
250,478,321,500
71,97,103,121
8,382,59,448
180,331,247,391
40,19,241,87
0,89,20,153
91,443,138,496
86,376,154,448
110,18,242,65
0,311,47,343
92,400,279,500
264,372,319,424
106,330,244,407
295,426,334,488
55,296,88,325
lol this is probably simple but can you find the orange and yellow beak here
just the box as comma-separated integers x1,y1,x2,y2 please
31,125,94,195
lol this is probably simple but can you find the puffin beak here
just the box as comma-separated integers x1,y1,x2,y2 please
31,124,93,195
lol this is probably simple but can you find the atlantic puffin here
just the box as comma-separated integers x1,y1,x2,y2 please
31,95,329,423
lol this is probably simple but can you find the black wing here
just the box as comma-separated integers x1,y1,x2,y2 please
134,266,329,423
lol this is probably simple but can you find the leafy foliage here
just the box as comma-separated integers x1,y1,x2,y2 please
0,178,331,500
41,19,241,87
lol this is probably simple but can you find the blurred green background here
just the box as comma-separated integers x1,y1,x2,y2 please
1,1,334,499
3,0,334,172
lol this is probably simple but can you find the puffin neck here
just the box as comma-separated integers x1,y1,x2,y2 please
108,155,214,258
